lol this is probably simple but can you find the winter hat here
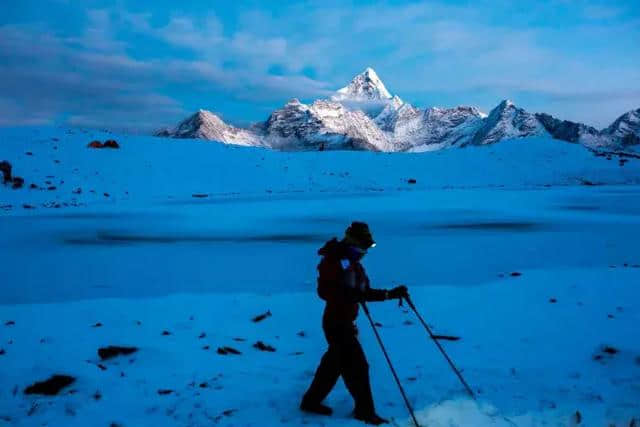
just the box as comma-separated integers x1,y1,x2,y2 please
343,221,376,249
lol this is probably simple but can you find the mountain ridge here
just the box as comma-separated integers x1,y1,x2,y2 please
157,68,639,152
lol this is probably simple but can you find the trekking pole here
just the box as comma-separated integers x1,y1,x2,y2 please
402,294,476,399
360,302,421,427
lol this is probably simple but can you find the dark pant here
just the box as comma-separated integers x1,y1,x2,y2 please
302,325,375,416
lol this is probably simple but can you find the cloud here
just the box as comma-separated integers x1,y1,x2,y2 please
0,1,638,130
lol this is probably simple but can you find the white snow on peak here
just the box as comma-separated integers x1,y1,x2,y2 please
159,109,262,146
471,100,547,145
332,67,393,102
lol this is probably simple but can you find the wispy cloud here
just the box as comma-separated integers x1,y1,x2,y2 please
0,0,638,129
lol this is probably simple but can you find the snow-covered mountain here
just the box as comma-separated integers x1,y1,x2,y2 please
601,108,640,147
158,68,640,152
261,98,392,151
471,100,547,145
331,67,393,102
156,110,261,146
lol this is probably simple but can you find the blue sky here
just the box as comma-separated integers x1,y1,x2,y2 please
1,0,639,130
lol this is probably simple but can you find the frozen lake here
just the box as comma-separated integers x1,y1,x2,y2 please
3,185,639,304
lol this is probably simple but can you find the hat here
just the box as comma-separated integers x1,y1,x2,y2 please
344,221,376,249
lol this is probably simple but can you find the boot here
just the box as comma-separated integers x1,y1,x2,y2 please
300,400,333,416
354,412,389,425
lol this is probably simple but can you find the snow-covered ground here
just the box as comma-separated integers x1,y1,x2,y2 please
1,126,639,426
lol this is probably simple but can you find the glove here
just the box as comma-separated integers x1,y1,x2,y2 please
387,285,408,300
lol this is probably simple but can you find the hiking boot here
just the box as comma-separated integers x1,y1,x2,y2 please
354,412,389,425
300,401,333,416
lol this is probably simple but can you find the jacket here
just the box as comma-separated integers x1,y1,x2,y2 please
317,238,387,331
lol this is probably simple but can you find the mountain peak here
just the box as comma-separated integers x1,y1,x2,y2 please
498,99,515,109
332,67,393,102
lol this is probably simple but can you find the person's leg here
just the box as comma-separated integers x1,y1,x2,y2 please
301,330,342,416
338,332,388,424
338,334,376,418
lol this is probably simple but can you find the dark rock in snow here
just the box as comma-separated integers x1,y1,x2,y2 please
29,183,38,189
25,152,33,156
11,177,24,189
217,346,241,355
98,346,138,361
24,375,75,395
0,161,12,183
198,332,206,339
0,348,5,355
192,194,208,198
252,310,272,322
433,335,461,341
510,272,522,277
157,389,173,395
571,410,582,424
103,139,120,149
4,321,15,326
22,204,35,209
253,341,276,352
91,322,103,328
549,298,557,303
161,330,171,336
602,346,619,355
407,178,417,184
87,141,104,148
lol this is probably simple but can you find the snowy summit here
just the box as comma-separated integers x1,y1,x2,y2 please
331,67,393,102
157,68,640,153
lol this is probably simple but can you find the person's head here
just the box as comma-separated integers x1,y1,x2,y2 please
342,221,376,261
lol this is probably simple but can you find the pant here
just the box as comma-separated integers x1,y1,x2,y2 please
302,324,376,416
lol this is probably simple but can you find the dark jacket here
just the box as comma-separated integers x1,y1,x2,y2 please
317,238,387,331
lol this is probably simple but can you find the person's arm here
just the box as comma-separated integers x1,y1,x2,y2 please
347,263,408,303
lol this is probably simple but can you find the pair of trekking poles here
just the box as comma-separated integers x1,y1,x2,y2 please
361,294,475,427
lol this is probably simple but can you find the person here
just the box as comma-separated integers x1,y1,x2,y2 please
300,221,408,425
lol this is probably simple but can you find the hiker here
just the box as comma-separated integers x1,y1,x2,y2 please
300,221,408,425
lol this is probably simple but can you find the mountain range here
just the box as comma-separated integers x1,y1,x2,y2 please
156,67,640,152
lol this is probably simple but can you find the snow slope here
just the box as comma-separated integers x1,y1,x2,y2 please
1,126,640,426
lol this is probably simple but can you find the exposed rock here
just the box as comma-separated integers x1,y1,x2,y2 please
98,346,138,361
11,177,24,189
253,341,276,352
157,389,173,395
0,161,12,183
24,375,75,395
432,335,461,341
87,141,103,148
251,310,272,322
217,346,241,355
103,139,120,149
